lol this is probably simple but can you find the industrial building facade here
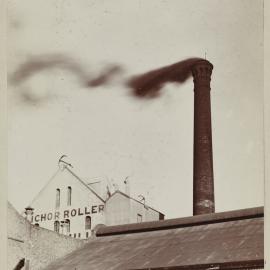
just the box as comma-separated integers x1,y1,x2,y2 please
9,59,263,269
44,207,264,270
24,165,164,239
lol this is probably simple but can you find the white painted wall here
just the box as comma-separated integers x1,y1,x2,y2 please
105,192,161,225
29,167,105,239
27,167,164,239
105,192,131,225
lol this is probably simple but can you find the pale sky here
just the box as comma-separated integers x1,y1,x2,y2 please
7,0,264,218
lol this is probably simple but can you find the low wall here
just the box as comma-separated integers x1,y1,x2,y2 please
8,202,86,270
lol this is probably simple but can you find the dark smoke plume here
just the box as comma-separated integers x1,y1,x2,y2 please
127,58,202,98
10,54,89,86
10,54,204,104
87,65,123,87
10,54,124,104
10,54,124,88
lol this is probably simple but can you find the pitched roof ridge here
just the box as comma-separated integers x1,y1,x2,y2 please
27,167,62,207
65,167,105,203
28,166,105,208
106,190,164,214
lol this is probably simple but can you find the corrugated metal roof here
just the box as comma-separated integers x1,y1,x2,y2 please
44,207,264,270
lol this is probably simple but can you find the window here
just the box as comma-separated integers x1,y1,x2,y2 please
78,233,81,238
74,233,76,238
54,221,60,233
67,186,72,206
85,216,91,230
56,188,60,208
86,232,89,238
60,221,65,233
65,219,70,233
137,214,142,223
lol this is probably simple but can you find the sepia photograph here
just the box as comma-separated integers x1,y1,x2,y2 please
2,0,267,269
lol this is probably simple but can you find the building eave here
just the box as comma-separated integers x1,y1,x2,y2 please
96,206,263,236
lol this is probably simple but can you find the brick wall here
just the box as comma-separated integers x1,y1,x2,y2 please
7,202,86,270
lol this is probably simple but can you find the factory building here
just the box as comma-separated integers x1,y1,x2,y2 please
24,164,164,239
44,206,264,270
9,59,264,270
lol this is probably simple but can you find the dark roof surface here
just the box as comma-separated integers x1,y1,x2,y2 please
44,207,264,270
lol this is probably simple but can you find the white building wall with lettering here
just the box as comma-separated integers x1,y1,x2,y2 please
26,166,164,239
29,167,105,239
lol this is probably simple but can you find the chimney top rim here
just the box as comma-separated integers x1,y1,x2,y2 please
192,59,213,69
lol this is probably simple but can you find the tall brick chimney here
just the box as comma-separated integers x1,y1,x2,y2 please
192,60,215,215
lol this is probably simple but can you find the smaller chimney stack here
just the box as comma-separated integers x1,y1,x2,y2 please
24,206,34,222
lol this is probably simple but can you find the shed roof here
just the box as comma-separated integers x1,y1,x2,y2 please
44,207,264,270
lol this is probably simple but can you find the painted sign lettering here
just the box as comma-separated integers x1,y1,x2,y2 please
32,205,104,223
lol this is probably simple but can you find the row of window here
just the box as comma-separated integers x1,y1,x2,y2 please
53,216,92,233
55,187,72,208
54,219,70,233
69,232,90,238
